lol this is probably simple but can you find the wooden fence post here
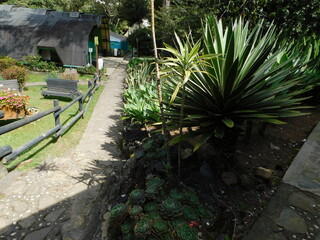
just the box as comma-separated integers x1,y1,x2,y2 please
54,100,60,139
54,100,60,127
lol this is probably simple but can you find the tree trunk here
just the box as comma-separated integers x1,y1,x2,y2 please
150,0,171,168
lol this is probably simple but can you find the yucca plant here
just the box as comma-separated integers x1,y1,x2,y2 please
161,33,217,178
167,16,311,163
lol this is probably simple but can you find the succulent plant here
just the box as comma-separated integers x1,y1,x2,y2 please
182,205,199,221
146,176,164,189
175,223,198,240
170,189,186,202
134,218,153,238
129,205,143,218
160,198,182,219
144,201,159,213
146,186,159,200
152,218,169,236
162,234,175,240
109,203,129,225
122,232,134,240
170,219,188,230
147,236,161,240
121,220,134,234
148,212,162,220
183,190,200,207
196,205,208,218
129,189,146,205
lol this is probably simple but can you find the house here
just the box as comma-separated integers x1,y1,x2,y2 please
0,5,110,67
110,30,128,56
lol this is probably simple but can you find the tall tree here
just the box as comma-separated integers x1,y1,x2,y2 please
118,0,149,26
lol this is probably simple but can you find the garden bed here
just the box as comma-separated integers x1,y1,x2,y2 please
106,106,320,239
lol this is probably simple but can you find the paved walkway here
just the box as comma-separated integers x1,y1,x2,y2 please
244,122,320,240
0,57,126,240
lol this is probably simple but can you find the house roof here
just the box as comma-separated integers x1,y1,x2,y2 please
0,5,106,66
110,30,126,42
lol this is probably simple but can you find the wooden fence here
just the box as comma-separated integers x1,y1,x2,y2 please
0,75,101,163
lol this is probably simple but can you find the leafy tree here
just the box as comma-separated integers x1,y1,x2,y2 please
118,0,149,26
127,28,153,56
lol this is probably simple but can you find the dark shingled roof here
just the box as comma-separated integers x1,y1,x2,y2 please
0,5,105,66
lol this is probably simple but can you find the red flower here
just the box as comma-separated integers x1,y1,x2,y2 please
189,221,198,227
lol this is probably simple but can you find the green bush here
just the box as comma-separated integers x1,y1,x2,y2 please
0,56,19,71
22,55,57,72
108,176,208,240
77,65,97,75
1,66,29,89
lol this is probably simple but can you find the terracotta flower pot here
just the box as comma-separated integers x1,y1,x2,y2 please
0,106,26,120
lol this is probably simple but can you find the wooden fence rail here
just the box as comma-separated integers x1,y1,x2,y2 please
0,76,100,163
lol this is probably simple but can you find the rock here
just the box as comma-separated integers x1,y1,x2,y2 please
11,201,29,213
277,208,307,233
240,174,257,191
18,216,36,228
200,162,214,180
0,163,8,179
255,167,273,180
288,192,317,214
23,226,52,240
44,208,66,222
221,172,237,186
270,143,280,150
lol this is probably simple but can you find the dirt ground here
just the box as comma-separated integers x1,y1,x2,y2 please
189,106,320,239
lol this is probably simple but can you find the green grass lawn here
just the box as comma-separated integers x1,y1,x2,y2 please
0,84,104,171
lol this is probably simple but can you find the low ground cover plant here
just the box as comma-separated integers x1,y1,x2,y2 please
108,175,209,240
0,90,29,110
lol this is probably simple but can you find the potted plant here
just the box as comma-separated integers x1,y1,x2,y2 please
0,89,30,120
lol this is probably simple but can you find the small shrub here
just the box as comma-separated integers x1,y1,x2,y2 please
60,69,79,80
0,56,19,71
1,66,29,89
77,65,96,75
22,54,57,72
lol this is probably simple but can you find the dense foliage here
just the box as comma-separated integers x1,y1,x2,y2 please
108,175,209,240
127,28,153,57
22,55,58,72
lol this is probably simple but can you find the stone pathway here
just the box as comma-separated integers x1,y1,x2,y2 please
0,57,126,240
244,122,320,240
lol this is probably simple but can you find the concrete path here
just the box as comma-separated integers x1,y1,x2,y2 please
0,57,126,240
244,122,320,240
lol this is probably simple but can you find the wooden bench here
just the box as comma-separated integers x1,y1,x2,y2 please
41,78,80,99
0,79,21,92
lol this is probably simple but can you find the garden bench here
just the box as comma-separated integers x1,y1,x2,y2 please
0,79,21,92
41,78,80,99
